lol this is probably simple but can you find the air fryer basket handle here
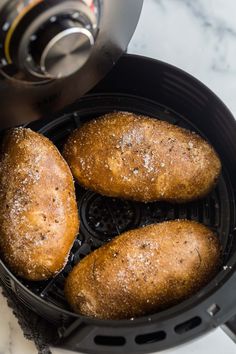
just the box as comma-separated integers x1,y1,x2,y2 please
222,315,236,343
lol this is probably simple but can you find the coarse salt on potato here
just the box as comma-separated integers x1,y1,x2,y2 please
65,220,221,319
0,128,79,281
63,112,221,202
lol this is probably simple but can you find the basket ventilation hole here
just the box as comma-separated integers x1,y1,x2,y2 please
207,304,221,317
135,331,166,344
175,316,202,334
94,335,126,346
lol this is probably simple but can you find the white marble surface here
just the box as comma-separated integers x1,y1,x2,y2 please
129,0,236,117
1,0,236,353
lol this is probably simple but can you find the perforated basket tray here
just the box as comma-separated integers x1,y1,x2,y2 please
1,54,236,354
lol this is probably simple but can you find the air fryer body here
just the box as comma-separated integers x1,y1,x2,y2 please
1,54,236,354
0,0,143,128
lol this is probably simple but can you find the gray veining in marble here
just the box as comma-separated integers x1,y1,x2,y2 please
129,0,236,116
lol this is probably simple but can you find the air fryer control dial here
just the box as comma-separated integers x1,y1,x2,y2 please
0,0,100,81
30,18,95,78
0,0,143,128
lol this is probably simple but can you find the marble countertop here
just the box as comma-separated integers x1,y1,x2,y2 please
1,0,236,353
129,0,236,117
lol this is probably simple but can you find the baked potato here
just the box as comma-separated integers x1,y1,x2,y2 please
65,220,221,319
0,128,79,281
63,112,221,203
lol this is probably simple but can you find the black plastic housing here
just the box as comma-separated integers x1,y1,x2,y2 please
1,54,236,353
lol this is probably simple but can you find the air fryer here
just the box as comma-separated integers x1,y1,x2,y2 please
0,2,236,354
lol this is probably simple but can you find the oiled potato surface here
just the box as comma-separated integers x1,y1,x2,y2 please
0,128,79,280
65,220,220,319
63,112,221,202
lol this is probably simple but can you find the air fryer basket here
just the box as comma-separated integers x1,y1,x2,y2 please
1,54,236,354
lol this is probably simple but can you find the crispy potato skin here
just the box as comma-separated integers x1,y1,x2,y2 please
63,112,221,203
0,128,79,281
65,220,221,320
